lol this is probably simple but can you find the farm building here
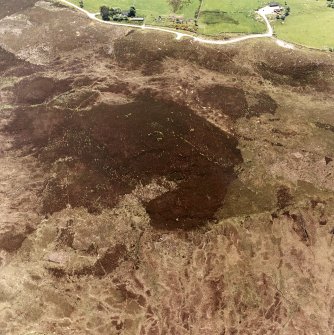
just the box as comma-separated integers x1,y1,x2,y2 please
128,17,144,21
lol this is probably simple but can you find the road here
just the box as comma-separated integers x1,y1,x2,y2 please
58,0,294,48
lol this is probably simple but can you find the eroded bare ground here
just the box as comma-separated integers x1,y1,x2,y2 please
0,1,334,334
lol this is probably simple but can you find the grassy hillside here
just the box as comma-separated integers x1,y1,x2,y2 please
273,0,334,49
198,0,267,35
69,0,200,24
65,0,334,48
68,0,268,33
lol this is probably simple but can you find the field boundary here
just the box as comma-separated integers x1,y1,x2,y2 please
196,0,204,20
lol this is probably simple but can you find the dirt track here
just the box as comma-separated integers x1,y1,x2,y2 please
0,1,334,335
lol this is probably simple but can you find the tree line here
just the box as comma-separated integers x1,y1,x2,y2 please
100,5,136,21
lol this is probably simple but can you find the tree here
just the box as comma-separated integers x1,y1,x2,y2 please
79,0,84,8
100,5,110,21
113,14,128,21
128,6,136,17
110,7,121,16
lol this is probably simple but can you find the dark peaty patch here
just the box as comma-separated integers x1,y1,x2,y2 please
13,76,72,104
8,95,242,229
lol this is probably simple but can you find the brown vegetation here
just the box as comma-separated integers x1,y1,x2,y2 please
0,1,333,335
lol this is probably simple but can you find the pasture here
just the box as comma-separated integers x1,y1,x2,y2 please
68,0,200,24
65,0,334,48
198,0,267,35
273,0,334,49
69,0,268,34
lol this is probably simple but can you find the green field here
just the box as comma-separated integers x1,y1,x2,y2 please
273,0,334,49
198,0,267,35
66,0,334,49
69,0,200,24
70,0,268,34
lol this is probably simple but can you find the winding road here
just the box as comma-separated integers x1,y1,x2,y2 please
58,0,294,48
